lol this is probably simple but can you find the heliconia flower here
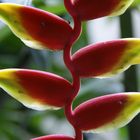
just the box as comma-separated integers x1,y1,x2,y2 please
0,3,73,50
72,0,133,20
73,92,140,133
31,134,74,140
72,38,140,78
0,69,73,110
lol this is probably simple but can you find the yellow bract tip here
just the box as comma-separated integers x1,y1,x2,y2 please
110,0,134,17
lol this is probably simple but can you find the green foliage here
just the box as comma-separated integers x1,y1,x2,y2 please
132,0,140,7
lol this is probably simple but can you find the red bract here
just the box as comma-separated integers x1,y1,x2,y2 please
72,39,140,78
0,69,72,110
72,0,133,20
73,93,140,132
32,135,74,140
0,3,73,50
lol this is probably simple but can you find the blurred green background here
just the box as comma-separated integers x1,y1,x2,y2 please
0,0,140,140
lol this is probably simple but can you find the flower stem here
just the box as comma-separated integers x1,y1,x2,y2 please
63,8,81,127
63,12,81,98
64,0,77,17
63,0,82,89
74,127,83,140
63,1,82,140
65,100,83,140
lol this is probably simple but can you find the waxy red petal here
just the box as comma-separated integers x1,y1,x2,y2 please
72,38,140,78
72,0,133,20
0,3,73,50
0,69,72,110
32,135,74,140
73,93,140,132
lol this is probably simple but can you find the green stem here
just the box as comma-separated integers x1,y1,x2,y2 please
119,9,140,140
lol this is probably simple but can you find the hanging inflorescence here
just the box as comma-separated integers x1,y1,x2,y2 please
0,0,140,140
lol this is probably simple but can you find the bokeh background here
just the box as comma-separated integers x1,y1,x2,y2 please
0,0,140,140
